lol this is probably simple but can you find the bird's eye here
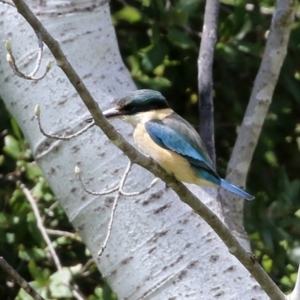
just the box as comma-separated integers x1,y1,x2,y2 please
124,104,135,112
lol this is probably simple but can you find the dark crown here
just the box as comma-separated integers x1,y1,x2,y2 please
117,89,170,114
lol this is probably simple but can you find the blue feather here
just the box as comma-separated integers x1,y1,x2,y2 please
220,179,254,200
144,114,254,200
145,114,216,173
145,116,221,185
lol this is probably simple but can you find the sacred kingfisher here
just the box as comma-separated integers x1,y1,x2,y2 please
92,89,253,200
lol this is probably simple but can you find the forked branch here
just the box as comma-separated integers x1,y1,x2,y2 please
75,162,158,256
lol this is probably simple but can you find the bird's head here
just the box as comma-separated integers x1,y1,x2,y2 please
102,89,171,126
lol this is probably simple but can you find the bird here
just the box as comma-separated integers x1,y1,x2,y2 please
90,89,254,200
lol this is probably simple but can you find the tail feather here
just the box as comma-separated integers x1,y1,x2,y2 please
220,179,254,201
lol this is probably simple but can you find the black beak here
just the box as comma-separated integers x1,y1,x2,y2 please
102,107,124,119
85,107,124,123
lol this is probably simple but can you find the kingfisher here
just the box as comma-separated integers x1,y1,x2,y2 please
92,89,253,200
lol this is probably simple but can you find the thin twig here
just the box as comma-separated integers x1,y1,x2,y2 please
140,273,175,300
120,176,158,196
81,183,119,196
19,182,87,299
72,289,85,300
35,104,95,140
98,161,158,256
79,258,95,275
44,201,59,217
0,257,45,300
19,181,62,270
5,38,51,81
75,166,119,196
118,160,133,189
76,160,158,256
246,3,300,17
46,229,82,242
0,0,15,7
29,33,43,77
198,0,219,164
76,163,158,197
98,194,120,257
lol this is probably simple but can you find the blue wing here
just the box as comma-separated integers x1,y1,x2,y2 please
144,113,220,184
144,113,254,200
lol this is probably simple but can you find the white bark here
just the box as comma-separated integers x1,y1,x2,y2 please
0,1,269,299
288,262,300,300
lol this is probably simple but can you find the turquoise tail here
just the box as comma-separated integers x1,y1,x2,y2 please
220,179,254,201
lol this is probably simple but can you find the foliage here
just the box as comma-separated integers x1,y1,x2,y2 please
0,0,300,298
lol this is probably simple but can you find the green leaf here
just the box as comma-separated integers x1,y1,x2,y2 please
167,28,196,49
235,17,252,40
114,6,141,23
135,74,171,89
141,43,169,72
3,135,22,159
31,180,46,200
142,0,150,7
10,117,23,140
167,8,188,26
10,189,29,213
220,0,243,5
49,268,73,298
16,279,49,300
264,150,278,167
0,154,4,166
19,247,46,262
0,212,7,225
151,24,162,44
25,162,43,181
177,0,201,13
16,289,35,300
28,260,49,284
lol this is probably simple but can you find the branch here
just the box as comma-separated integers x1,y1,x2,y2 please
97,161,157,256
46,229,82,242
0,256,45,300
35,104,95,140
245,3,300,18
198,0,219,164
0,0,15,7
76,161,158,255
10,0,287,298
222,0,296,234
75,162,158,197
5,39,51,81
98,193,120,257
19,181,62,270
19,182,86,300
